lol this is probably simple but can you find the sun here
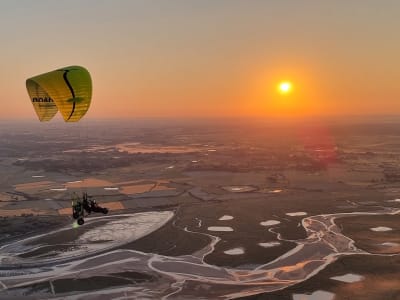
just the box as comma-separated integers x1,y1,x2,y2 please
278,81,292,94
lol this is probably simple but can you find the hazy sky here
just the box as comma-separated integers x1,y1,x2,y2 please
2,0,400,120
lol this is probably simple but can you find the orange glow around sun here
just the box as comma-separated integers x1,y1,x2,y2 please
244,64,326,118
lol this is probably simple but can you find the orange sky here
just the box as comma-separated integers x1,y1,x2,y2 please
1,1,400,120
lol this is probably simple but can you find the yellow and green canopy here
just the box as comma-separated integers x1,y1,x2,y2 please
26,66,92,122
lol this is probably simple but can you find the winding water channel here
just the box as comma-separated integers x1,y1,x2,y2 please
0,207,398,299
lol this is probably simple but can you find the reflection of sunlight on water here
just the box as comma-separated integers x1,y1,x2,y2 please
330,273,364,283
388,199,400,203
232,187,243,191
293,290,335,300
219,215,234,221
208,226,234,232
222,185,257,193
1,212,175,264
381,242,399,247
224,248,244,255
80,212,174,245
116,143,200,154
258,242,280,248
286,212,308,216
260,220,281,226
279,261,309,272
370,226,392,232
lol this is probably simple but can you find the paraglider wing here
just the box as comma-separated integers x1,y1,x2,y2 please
26,79,58,122
26,66,92,122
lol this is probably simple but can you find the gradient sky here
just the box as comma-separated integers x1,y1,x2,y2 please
1,0,400,120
